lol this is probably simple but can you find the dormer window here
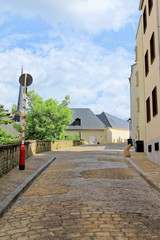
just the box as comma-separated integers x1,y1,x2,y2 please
75,118,81,126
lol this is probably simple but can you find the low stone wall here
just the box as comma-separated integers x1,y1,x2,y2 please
0,140,81,178
51,140,73,150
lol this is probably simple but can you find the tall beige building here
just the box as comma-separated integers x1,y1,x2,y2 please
130,0,160,164
129,63,139,144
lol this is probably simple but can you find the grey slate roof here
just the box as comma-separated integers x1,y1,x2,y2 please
68,108,105,130
96,112,129,130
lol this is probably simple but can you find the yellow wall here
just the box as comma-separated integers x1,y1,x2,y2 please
129,64,139,143
141,0,160,142
136,16,146,145
104,127,129,144
131,0,160,164
66,128,129,145
66,130,104,144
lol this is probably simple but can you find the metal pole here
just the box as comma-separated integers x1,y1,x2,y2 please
19,74,27,170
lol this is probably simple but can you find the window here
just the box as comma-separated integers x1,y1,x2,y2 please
148,145,152,152
148,0,153,15
135,46,138,62
143,6,147,33
74,118,81,126
136,71,139,87
155,142,159,151
150,32,155,64
145,50,149,76
146,97,151,122
152,87,158,116
136,97,140,112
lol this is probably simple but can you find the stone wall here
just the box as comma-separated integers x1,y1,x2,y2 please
0,140,81,178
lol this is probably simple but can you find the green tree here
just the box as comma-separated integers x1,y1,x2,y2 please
65,134,81,141
25,91,72,141
0,104,17,144
0,104,12,124
0,129,17,144
12,123,22,133
11,104,17,113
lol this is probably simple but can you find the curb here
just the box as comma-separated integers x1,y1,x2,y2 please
125,157,160,193
0,157,56,218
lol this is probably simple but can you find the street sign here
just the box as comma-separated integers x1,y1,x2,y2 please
19,73,33,87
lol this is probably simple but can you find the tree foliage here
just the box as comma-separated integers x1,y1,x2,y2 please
0,104,12,124
65,134,81,141
11,104,17,113
0,104,17,144
12,123,22,133
25,91,72,141
0,129,17,144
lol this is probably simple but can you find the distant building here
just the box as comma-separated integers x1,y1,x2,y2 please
97,112,129,129
97,112,129,144
130,0,160,164
67,108,105,144
66,108,129,144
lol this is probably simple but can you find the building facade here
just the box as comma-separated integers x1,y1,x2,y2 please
66,108,129,145
130,0,160,164
129,63,139,144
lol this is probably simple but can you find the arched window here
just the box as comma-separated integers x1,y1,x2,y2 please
75,118,81,126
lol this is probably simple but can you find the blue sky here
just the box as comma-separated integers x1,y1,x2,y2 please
0,0,140,119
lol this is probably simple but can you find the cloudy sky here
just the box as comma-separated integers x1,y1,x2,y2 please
0,0,140,119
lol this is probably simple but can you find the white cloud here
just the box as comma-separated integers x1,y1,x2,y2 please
0,37,132,119
0,36,133,119
0,0,140,32
0,0,139,119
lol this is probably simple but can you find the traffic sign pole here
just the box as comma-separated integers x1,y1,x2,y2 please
19,73,33,170
19,74,27,170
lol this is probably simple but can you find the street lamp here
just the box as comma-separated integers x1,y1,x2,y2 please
19,73,33,170
127,118,133,146
128,118,131,138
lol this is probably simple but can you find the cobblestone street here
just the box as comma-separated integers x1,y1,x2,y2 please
0,145,160,239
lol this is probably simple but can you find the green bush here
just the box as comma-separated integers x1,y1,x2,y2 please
0,128,18,144
12,123,22,133
65,134,81,141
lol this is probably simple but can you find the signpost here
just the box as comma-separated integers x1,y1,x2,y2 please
19,73,33,170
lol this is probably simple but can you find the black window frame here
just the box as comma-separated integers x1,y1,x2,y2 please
150,32,155,64
146,97,151,122
155,142,159,151
148,145,152,152
143,6,147,34
145,50,149,77
148,0,153,16
152,86,158,117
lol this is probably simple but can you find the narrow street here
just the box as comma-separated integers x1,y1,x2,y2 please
0,145,160,239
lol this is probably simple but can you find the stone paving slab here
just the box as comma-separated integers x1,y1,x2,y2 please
0,144,160,239
0,151,56,217
127,149,160,192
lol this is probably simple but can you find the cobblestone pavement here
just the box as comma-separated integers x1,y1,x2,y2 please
0,145,160,239
0,152,55,203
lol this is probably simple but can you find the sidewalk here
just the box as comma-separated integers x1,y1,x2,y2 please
0,144,160,219
0,151,56,217
126,148,160,192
